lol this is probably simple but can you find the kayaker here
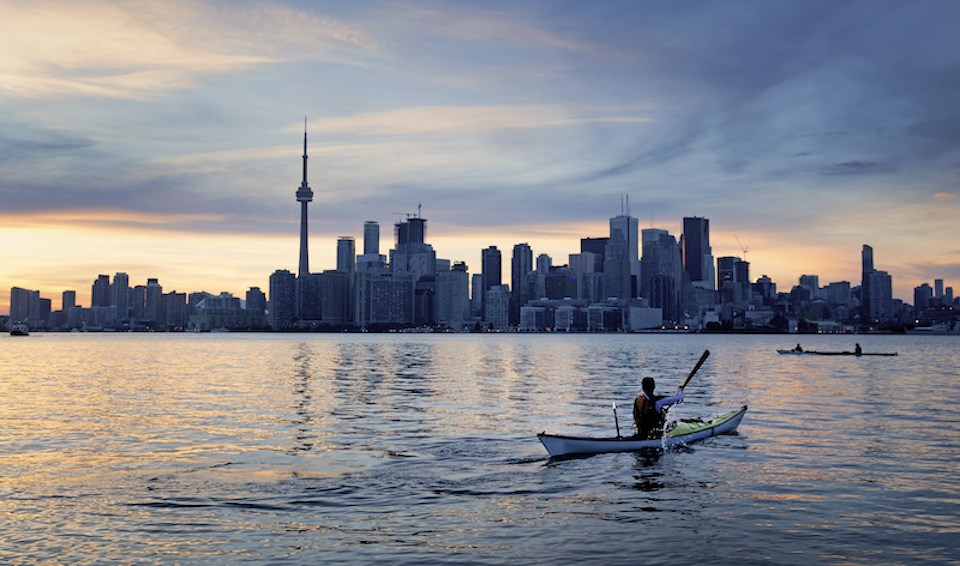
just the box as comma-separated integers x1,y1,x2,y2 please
855,343,862,355
633,377,684,440
793,344,803,353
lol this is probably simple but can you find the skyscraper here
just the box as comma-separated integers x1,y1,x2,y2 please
481,246,502,318
357,221,387,273
269,269,297,330
295,119,314,318
510,243,533,326
112,272,129,320
363,221,379,255
391,216,436,281
337,237,356,277
91,275,110,307
682,217,714,289
641,229,683,321
609,206,639,296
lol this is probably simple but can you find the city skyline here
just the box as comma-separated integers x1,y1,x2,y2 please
3,1,960,313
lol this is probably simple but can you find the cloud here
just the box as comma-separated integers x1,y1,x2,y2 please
310,105,649,137
933,192,956,201
820,160,897,176
0,1,378,99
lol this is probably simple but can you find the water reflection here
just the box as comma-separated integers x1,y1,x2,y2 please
289,343,315,454
2,333,958,564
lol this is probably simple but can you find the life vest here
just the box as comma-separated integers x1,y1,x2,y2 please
633,393,666,439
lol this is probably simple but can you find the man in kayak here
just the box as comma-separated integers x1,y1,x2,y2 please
633,377,684,440
793,344,803,353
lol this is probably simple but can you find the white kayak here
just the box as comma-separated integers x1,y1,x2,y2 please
538,404,748,457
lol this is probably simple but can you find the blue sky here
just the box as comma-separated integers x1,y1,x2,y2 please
2,0,959,310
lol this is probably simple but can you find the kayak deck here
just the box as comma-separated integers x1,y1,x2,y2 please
538,405,747,457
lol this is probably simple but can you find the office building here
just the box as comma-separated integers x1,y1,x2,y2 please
62,290,77,311
92,275,110,307
357,221,387,273
682,217,715,289
112,272,130,319
641,228,683,321
391,216,436,282
481,246,502,315
511,243,533,326
437,262,470,330
914,283,933,315
246,287,267,315
269,269,297,330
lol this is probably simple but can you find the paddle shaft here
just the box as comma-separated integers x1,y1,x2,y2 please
681,350,710,389
612,403,622,438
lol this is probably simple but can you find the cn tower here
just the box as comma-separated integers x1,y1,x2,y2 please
295,118,313,316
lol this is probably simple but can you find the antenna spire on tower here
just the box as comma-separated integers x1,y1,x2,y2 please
302,116,309,185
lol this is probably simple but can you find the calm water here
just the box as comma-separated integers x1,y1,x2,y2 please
1,333,958,564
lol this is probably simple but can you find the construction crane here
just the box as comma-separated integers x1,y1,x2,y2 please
391,203,422,219
735,234,749,261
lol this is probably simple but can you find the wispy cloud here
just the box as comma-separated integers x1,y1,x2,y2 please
0,1,378,99
310,105,650,137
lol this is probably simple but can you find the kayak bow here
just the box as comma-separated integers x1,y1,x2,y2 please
538,405,747,457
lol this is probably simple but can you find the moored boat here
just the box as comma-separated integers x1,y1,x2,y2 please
538,405,747,457
9,323,29,336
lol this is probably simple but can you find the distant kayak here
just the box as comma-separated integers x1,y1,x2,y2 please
777,349,898,357
538,405,747,457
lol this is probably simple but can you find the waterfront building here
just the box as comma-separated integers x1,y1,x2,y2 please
319,270,351,325
10,287,41,327
437,262,470,330
269,269,297,330
190,292,266,331
484,284,510,329
355,271,415,327
246,287,267,315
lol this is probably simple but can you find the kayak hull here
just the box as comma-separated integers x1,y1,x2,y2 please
538,405,747,457
776,349,897,356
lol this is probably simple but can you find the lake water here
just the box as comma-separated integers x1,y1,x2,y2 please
1,333,958,564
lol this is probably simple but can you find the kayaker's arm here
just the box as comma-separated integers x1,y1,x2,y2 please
655,387,684,411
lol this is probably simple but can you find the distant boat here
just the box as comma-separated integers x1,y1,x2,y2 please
777,349,898,357
9,323,29,336
906,323,959,335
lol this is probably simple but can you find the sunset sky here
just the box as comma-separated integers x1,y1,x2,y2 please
2,0,959,313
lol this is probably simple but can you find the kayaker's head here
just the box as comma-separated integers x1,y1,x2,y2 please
642,377,656,396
